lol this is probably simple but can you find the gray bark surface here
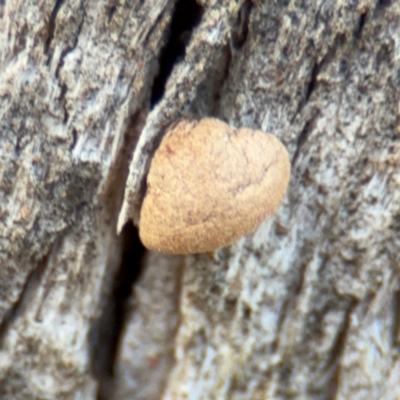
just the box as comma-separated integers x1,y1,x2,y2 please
1,0,400,399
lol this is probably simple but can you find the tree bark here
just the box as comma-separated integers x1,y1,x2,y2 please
1,0,400,399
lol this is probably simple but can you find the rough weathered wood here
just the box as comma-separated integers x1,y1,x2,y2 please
0,0,174,398
1,0,400,399
113,252,183,399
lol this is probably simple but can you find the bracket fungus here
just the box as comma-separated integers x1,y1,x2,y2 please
138,118,290,254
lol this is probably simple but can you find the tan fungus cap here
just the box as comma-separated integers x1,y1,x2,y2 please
138,118,290,254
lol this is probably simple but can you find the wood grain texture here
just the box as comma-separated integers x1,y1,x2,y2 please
1,0,400,399
0,0,173,398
